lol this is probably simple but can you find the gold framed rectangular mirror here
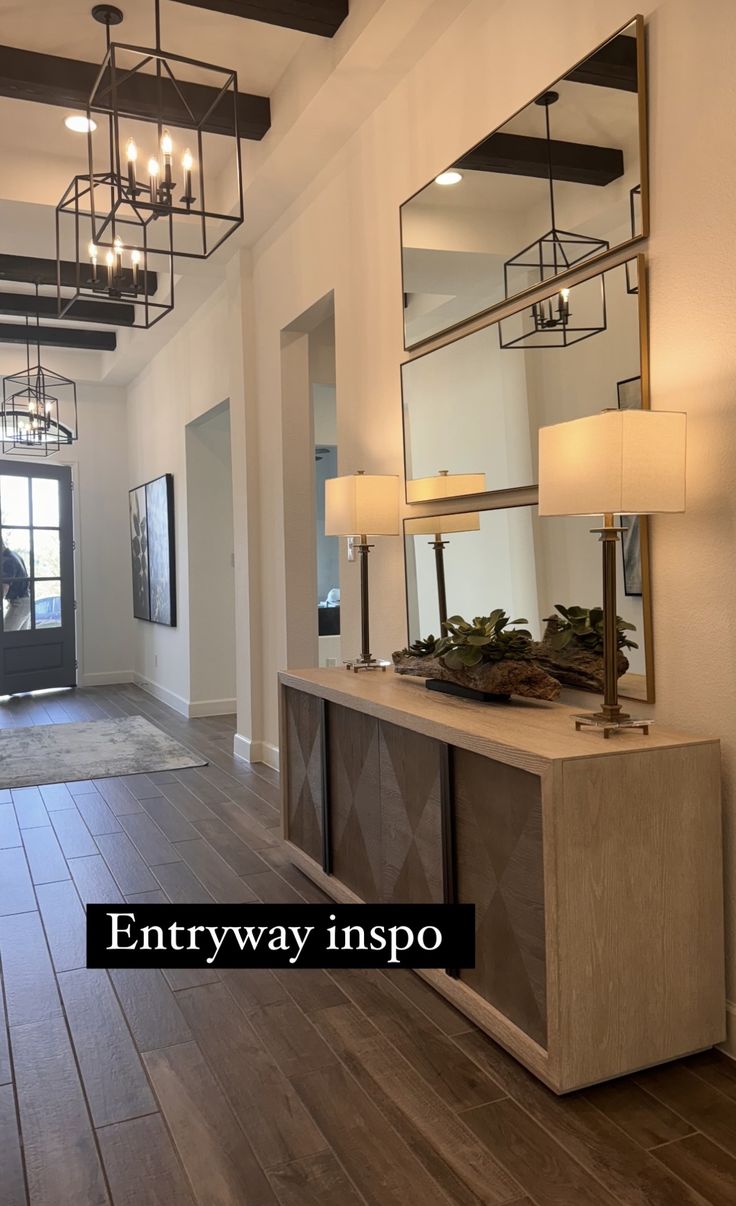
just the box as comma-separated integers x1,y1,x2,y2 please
400,16,647,349
402,255,647,504
404,501,654,703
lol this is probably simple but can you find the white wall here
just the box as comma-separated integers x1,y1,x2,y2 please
0,365,134,687
185,402,236,711
126,283,242,716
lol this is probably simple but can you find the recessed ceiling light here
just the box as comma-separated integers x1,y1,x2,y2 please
64,114,97,134
434,170,463,186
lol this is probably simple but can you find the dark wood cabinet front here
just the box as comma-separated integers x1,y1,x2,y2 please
327,703,382,900
283,687,324,864
453,748,547,1046
379,720,444,904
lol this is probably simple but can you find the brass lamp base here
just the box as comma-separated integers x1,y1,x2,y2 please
344,656,390,674
573,709,650,739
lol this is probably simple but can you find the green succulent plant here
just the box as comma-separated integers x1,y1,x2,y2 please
404,634,446,658
440,609,533,670
543,604,638,654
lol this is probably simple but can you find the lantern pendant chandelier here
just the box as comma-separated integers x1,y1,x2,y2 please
56,167,175,330
2,287,78,458
85,0,244,261
503,90,610,302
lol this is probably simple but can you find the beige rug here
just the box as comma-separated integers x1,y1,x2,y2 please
0,715,207,789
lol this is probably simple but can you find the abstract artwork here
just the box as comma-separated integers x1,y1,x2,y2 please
128,474,176,625
616,376,643,596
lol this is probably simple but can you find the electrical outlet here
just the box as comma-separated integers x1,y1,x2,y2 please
347,536,355,562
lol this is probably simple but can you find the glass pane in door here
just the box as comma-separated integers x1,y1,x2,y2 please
33,529,60,579
32,477,60,527
0,476,29,526
34,580,61,628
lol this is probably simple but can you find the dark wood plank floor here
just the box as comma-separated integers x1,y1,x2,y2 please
0,682,733,1205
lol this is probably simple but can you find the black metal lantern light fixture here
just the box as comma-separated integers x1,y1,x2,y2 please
503,91,610,303
56,170,175,329
84,1,244,262
2,289,78,457
499,270,607,350
625,185,641,295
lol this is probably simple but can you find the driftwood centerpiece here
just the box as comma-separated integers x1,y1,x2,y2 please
533,606,635,693
393,611,561,702
393,652,561,700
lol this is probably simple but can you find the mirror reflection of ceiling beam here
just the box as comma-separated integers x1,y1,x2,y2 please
0,322,116,351
0,292,134,326
0,45,270,140
0,254,157,297
170,0,349,37
455,133,624,187
565,34,637,92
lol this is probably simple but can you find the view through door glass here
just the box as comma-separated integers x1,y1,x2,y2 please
0,462,76,694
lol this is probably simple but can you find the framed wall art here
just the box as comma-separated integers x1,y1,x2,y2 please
128,473,176,626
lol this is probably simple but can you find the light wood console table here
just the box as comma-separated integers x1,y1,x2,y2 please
279,668,725,1093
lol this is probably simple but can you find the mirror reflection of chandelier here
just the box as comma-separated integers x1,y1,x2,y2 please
84,1,244,262
2,290,78,458
503,90,610,302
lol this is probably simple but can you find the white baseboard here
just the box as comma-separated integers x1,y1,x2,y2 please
188,697,237,719
134,677,236,721
79,671,135,687
233,732,280,771
134,676,190,718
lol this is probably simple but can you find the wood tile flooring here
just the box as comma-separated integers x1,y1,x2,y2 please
0,682,733,1205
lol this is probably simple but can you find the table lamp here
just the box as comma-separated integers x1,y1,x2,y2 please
538,409,686,736
325,470,399,672
406,510,481,631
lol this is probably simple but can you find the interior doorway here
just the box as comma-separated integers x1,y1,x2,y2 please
185,401,236,712
311,312,340,667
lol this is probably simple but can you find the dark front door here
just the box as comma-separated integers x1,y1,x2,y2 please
0,462,76,694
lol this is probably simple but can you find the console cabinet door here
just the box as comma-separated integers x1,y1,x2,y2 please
283,687,323,863
327,703,382,901
379,720,444,904
453,748,547,1047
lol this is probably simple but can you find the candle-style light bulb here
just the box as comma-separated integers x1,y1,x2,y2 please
559,286,570,322
88,241,98,284
131,247,141,291
105,249,114,289
126,137,138,193
181,147,194,206
148,157,160,205
161,128,173,195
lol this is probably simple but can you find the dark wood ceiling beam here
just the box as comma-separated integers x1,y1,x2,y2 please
455,131,624,187
0,253,157,296
565,34,638,92
170,0,348,37
0,322,116,351
0,44,270,140
0,292,134,326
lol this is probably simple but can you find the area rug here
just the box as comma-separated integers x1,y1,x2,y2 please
0,715,207,789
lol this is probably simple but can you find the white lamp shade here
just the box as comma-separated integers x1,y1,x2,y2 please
407,471,486,503
325,473,400,536
538,410,687,517
405,511,481,536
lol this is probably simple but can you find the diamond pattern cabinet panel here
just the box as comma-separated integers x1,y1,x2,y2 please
327,704,381,902
453,748,546,1047
378,721,443,905
284,688,323,864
